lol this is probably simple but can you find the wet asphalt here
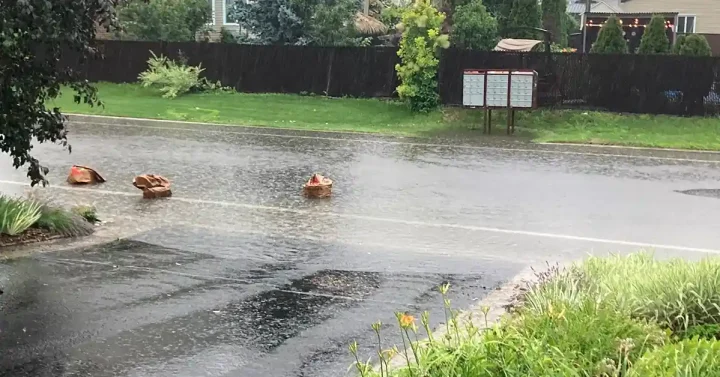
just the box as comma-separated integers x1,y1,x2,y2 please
2,120,720,376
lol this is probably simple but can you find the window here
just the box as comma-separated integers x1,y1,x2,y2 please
677,15,696,33
224,0,240,25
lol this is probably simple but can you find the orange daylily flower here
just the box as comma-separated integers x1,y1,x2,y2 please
399,314,415,329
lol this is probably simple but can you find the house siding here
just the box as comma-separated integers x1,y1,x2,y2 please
621,0,720,34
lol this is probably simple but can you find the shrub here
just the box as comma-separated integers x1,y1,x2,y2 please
138,51,228,98
72,205,100,224
119,0,212,42
591,16,628,54
395,0,450,113
35,206,94,237
638,14,670,54
451,0,499,51
628,338,720,377
220,27,237,44
0,196,42,236
139,51,204,98
674,34,713,56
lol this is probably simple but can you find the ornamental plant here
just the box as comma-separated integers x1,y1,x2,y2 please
674,34,713,56
395,0,450,113
591,15,628,54
638,14,670,54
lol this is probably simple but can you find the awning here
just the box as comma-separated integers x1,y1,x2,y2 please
494,39,543,52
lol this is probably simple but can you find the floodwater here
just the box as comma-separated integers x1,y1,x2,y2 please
1,120,720,376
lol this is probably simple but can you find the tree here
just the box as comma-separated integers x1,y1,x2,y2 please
451,0,499,50
541,0,567,45
637,14,670,54
395,0,450,112
673,34,713,56
1,0,124,185
590,16,628,54
230,0,358,46
483,0,511,28
504,0,542,39
119,0,211,42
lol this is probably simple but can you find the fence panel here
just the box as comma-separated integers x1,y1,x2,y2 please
58,40,720,116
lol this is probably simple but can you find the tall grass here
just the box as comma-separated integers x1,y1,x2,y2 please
0,196,42,236
524,253,720,332
628,338,720,377
35,205,94,237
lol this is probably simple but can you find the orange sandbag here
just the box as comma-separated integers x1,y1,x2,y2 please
133,174,172,199
303,173,332,198
67,165,106,185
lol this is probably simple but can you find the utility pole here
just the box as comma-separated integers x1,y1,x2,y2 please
582,0,591,52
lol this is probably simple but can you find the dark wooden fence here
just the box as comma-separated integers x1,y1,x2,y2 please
64,40,720,116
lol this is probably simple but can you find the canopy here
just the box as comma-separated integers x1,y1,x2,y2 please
494,39,543,52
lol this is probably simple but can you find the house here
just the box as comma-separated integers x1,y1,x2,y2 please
207,0,243,39
568,0,720,53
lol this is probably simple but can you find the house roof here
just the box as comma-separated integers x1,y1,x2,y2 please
567,0,624,14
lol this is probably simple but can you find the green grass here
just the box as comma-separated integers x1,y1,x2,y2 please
53,83,720,150
353,253,720,377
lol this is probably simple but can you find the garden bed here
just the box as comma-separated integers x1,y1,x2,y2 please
354,253,720,377
0,196,97,250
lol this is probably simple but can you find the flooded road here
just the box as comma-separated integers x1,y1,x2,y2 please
1,118,720,376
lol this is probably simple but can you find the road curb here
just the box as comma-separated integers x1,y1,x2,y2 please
383,266,538,371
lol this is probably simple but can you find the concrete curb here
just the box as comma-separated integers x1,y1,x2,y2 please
383,266,538,371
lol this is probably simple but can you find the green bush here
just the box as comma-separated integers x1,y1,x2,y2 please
674,34,713,56
72,205,100,224
395,0,450,113
119,0,212,42
591,15,628,54
0,196,42,236
526,253,720,333
628,338,720,377
138,51,227,98
451,0,499,51
220,27,237,44
638,14,670,54
35,206,94,237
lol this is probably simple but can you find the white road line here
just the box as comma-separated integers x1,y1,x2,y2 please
70,121,720,164
3,179,720,255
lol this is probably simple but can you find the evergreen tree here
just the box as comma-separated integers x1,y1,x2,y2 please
452,0,499,50
119,0,212,42
637,14,670,54
230,0,358,46
541,0,567,45
590,16,628,54
504,0,542,39
673,34,713,56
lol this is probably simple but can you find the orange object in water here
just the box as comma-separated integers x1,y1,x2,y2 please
303,173,332,198
67,165,105,185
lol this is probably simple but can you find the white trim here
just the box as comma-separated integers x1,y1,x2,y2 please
208,0,216,25
676,14,697,34
222,0,240,26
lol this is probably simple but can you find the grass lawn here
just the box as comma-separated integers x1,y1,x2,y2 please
53,82,720,150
